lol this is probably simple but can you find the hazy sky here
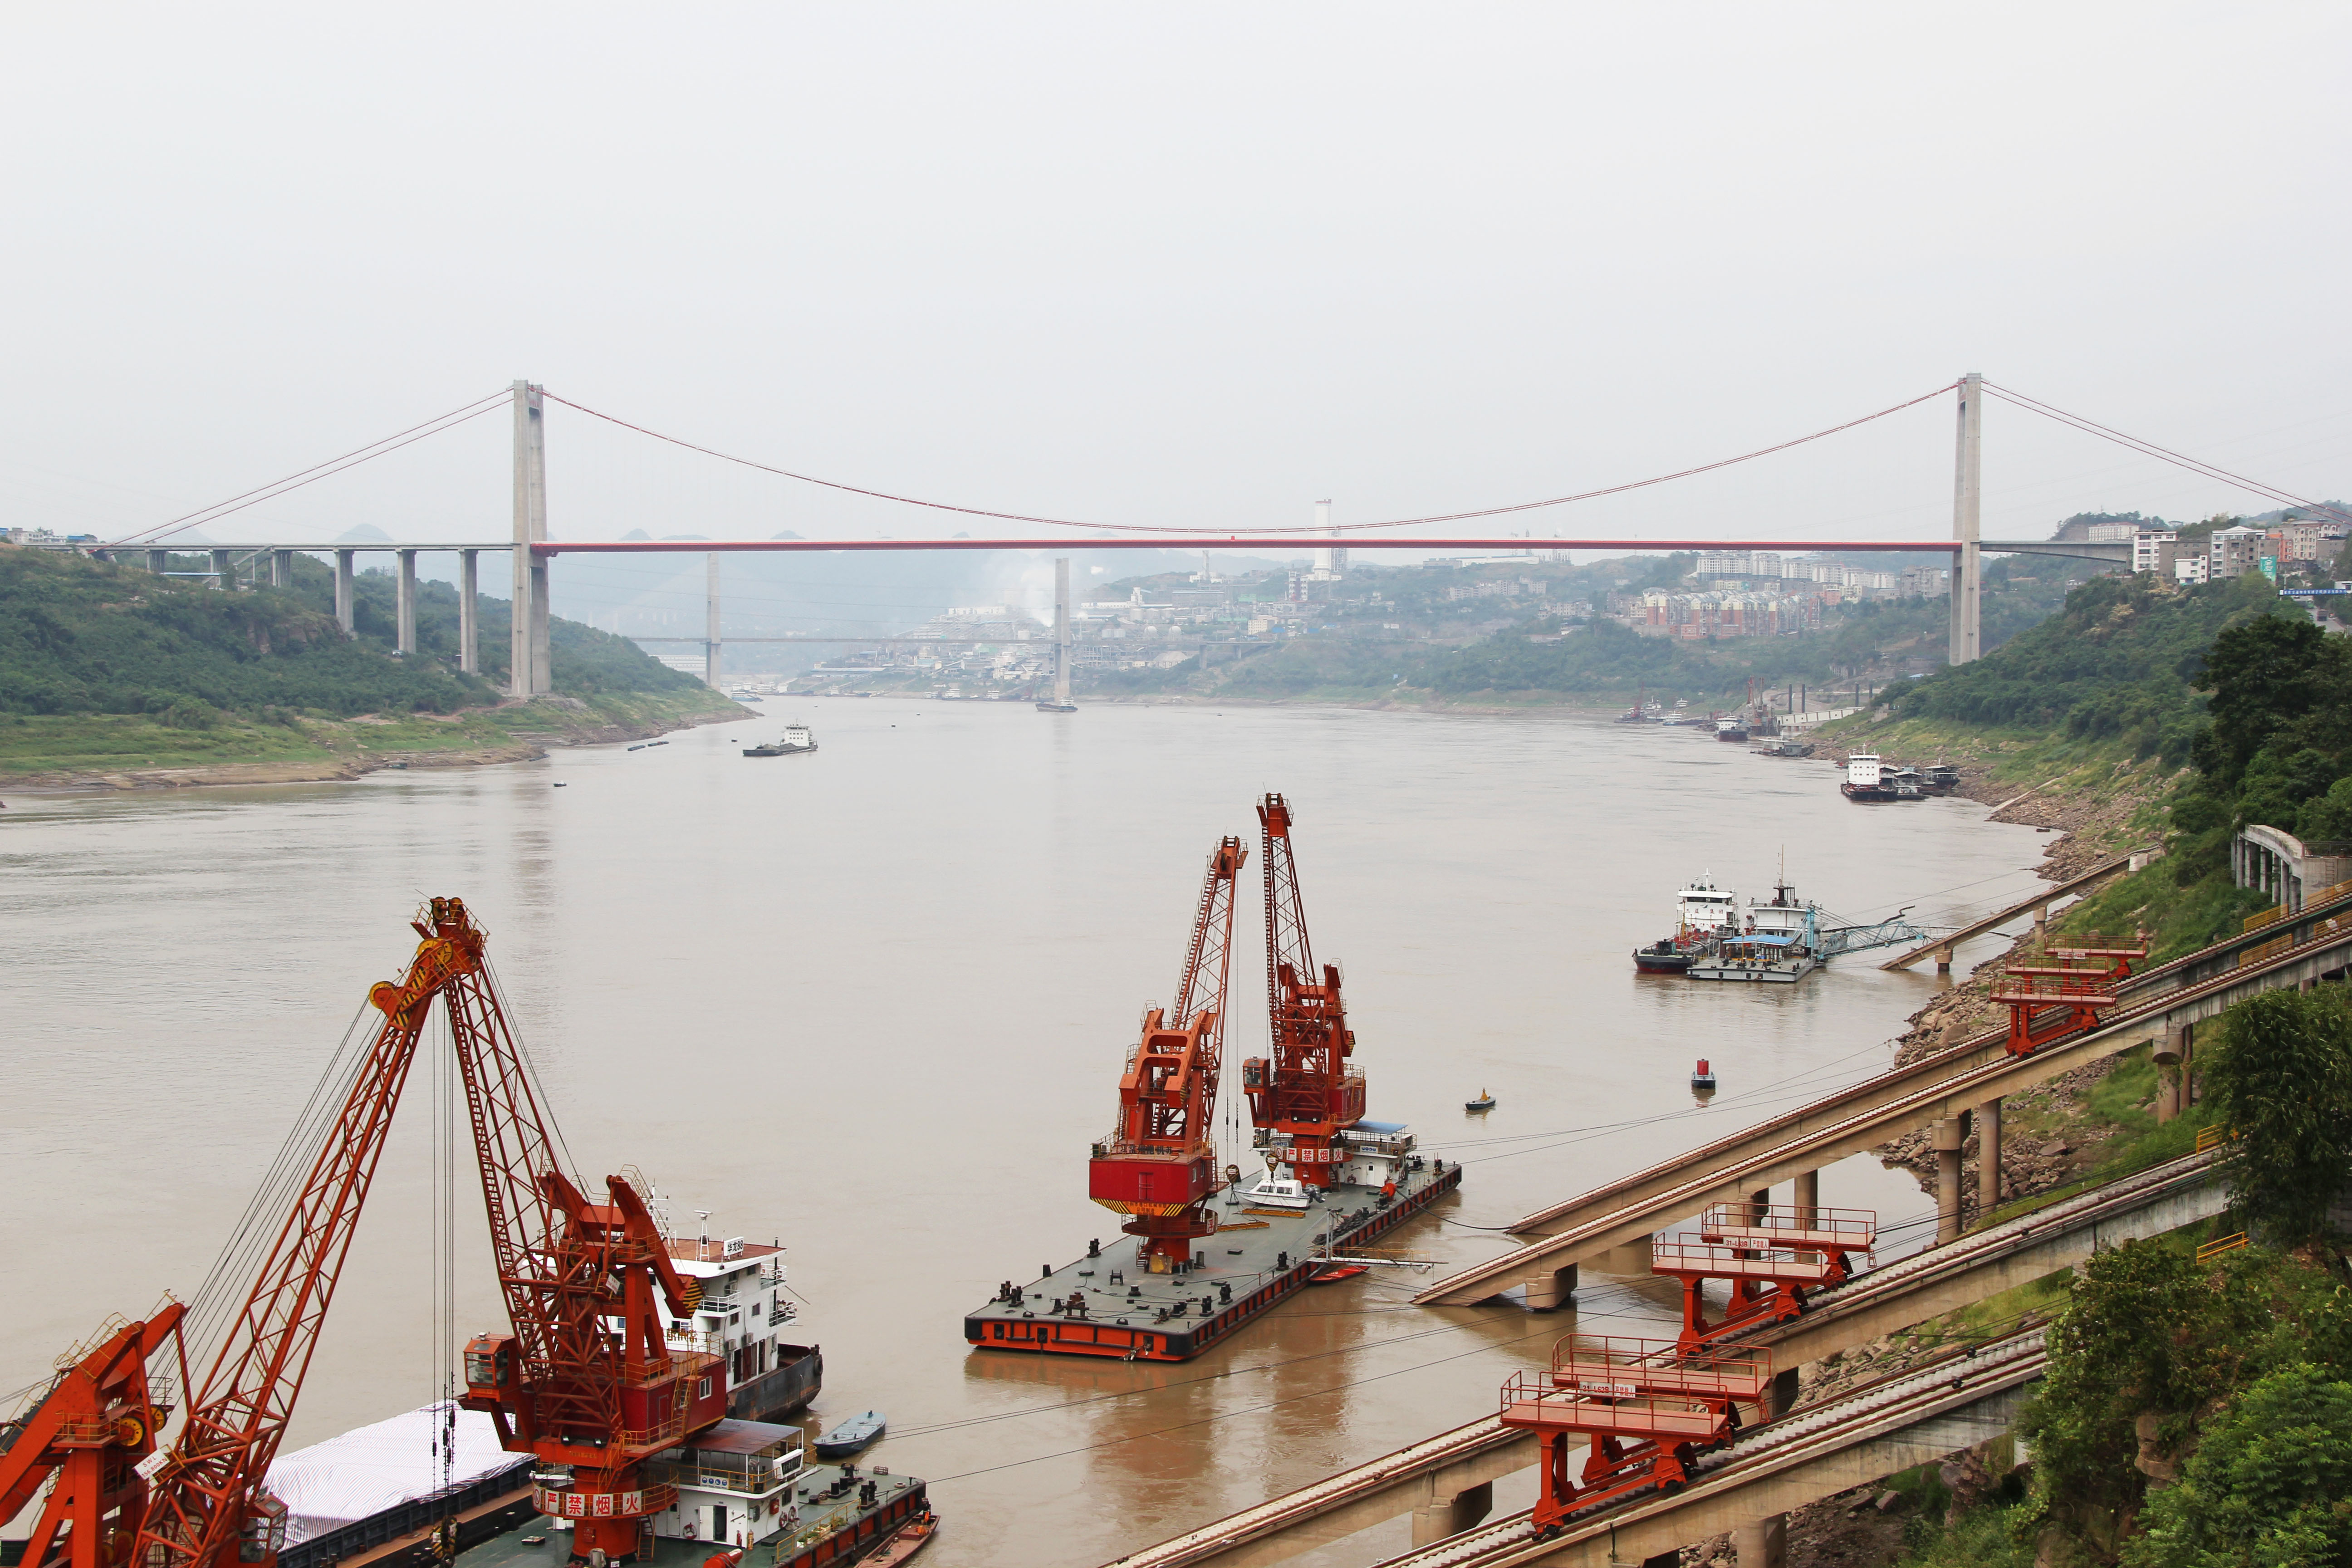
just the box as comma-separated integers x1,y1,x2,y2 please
5,5,2347,559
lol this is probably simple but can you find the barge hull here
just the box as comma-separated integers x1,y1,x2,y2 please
963,1160,1461,1363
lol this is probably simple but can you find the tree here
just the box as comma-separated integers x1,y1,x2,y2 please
2124,1364,2352,1568
2190,616,2330,790
2203,987,2352,1247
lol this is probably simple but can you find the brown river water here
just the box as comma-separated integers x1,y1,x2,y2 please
0,701,2047,1566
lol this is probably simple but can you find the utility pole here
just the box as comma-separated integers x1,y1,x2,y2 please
705,552,722,689
1948,372,1983,666
510,380,549,697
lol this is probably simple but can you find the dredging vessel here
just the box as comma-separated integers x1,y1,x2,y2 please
963,794,1460,1363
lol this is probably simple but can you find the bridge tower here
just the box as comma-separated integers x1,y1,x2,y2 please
1948,372,1983,666
510,380,551,697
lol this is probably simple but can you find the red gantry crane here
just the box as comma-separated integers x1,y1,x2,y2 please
4,897,714,1568
1088,838,1249,1273
1242,794,1367,1188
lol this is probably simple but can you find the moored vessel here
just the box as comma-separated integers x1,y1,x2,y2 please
743,724,818,758
964,794,1461,1363
1632,875,1739,971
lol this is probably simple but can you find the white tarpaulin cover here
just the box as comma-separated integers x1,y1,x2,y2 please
266,1402,530,1546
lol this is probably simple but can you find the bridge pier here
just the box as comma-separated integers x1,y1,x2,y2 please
147,548,168,574
1793,1169,1819,1227
334,549,355,632
1407,1479,1491,1546
1734,1513,1787,1568
706,552,722,688
211,548,233,590
459,551,479,673
396,550,417,656
2154,1026,2185,1123
1977,1099,2003,1215
271,549,293,589
1934,1117,1966,1244
1524,1264,1578,1312
1934,941,1954,975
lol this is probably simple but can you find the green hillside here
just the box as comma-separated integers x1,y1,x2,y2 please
0,546,730,781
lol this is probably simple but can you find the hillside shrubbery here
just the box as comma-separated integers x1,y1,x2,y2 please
0,548,697,721
1888,572,2290,764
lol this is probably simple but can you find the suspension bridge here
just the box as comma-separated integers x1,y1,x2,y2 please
76,373,2342,696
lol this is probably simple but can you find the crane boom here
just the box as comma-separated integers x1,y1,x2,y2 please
1244,794,1365,1187
1087,837,1247,1271
133,922,483,1568
0,1307,186,1568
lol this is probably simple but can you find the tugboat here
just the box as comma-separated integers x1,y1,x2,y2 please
743,723,818,758
1465,1088,1497,1112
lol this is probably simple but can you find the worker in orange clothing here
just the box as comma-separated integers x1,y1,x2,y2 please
1382,1177,1397,1199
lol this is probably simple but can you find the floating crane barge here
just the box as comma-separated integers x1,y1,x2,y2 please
965,794,1461,1363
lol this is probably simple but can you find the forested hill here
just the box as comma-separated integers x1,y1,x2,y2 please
1886,571,2295,767
0,546,697,722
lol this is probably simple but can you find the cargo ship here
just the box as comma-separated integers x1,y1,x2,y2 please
1631,875,1740,973
964,794,1461,1363
744,724,818,757
1839,752,1921,803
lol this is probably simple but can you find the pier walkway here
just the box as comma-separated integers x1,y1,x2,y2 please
1414,886,2352,1308
1098,1149,2229,1568
1364,1331,2048,1568
1878,850,2151,973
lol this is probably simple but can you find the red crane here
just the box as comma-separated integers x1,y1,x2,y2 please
129,902,491,1568
0,1308,188,1568
1087,837,1248,1272
1242,794,1365,1188
2,897,710,1568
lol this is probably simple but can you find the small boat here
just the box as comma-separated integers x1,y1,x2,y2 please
1035,701,1077,713
1465,1089,1496,1112
864,1513,939,1568
1632,937,1695,975
814,1409,885,1459
1309,1263,1369,1284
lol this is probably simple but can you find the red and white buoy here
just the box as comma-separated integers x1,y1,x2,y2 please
1690,1058,1717,1091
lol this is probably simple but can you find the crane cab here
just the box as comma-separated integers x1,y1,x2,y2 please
463,1333,520,1403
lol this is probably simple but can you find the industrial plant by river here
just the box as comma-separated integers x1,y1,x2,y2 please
0,702,2051,1568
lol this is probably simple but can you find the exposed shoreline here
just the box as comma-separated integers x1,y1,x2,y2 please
0,693,747,795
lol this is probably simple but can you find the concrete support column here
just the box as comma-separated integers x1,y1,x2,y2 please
270,549,293,588
458,551,479,674
1935,941,1954,976
1734,1513,1788,1568
334,550,355,633
1765,1366,1800,1420
511,379,549,697
1933,1117,1966,1245
2154,1026,2185,1124
2180,1022,2196,1107
1601,1235,1654,1273
1524,1264,1578,1312
1949,371,1983,667
396,549,417,656
147,548,168,574
705,552,722,689
211,548,233,590
1977,1098,2003,1215
1408,1479,1492,1546
2032,902,2049,945
1793,1170,1819,1229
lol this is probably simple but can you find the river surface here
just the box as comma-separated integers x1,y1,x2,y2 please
0,702,2048,1566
